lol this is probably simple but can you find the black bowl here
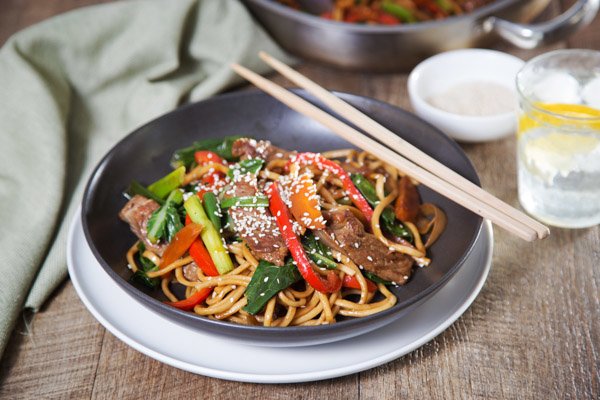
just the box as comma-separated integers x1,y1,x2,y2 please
82,89,483,347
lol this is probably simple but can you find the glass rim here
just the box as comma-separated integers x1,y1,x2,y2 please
516,49,600,123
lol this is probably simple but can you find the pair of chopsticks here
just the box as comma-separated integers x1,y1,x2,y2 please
231,52,550,242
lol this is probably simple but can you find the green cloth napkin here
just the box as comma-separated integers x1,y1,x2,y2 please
0,0,291,358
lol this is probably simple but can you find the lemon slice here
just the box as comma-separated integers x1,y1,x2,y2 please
518,103,600,139
523,131,600,183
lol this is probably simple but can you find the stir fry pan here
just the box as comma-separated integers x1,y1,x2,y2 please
242,0,599,71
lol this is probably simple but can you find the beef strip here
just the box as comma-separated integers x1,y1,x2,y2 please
232,138,294,163
319,209,414,284
338,161,370,176
119,195,167,256
183,262,199,281
225,176,288,266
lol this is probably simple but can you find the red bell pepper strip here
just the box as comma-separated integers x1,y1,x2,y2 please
185,214,220,277
266,183,341,293
377,12,400,25
289,153,373,222
160,223,202,269
165,287,212,311
194,150,225,185
342,275,377,292
194,150,224,165
188,239,220,277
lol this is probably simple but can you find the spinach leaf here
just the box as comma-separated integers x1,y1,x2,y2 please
302,232,337,270
202,192,222,232
126,180,165,205
129,243,159,288
170,135,244,168
227,158,264,179
165,206,184,242
351,173,413,242
147,190,184,243
363,270,392,285
243,259,302,315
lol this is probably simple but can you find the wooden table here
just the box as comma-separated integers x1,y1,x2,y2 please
1,1,598,399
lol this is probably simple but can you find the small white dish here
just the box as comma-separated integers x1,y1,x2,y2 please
68,211,493,383
408,49,525,143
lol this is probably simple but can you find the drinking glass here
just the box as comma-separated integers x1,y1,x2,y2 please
516,49,600,228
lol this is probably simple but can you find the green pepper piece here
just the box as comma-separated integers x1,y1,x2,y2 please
147,166,186,199
220,195,269,209
381,1,417,23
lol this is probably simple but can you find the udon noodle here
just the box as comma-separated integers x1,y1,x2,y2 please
119,138,446,327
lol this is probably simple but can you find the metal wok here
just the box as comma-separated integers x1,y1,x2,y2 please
242,0,599,71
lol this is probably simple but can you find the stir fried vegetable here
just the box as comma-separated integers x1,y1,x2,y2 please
267,183,342,293
184,195,234,275
281,0,493,24
147,190,184,244
202,192,222,232
127,180,164,205
351,174,413,241
148,166,186,199
303,232,337,270
342,275,377,292
159,222,202,269
227,158,264,179
129,242,160,288
289,172,325,230
381,1,416,22
291,153,373,222
171,135,243,168
243,259,302,315
165,287,213,311
220,195,270,209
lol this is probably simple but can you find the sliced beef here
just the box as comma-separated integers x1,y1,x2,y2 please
225,177,288,266
183,262,199,281
319,209,413,284
338,161,370,176
119,195,167,256
232,138,293,163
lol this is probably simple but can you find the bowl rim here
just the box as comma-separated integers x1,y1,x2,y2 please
244,0,518,33
408,48,524,124
81,89,484,337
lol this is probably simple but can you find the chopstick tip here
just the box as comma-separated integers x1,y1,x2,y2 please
537,226,551,240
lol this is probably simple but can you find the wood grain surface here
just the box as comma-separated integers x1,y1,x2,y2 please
1,1,598,399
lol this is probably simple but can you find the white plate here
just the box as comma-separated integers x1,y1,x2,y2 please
68,213,493,384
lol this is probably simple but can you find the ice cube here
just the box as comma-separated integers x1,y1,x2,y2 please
582,77,600,109
532,72,581,104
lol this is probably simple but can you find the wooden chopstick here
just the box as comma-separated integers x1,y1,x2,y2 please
230,63,542,242
257,51,550,241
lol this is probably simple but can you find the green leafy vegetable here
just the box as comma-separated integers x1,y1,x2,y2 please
171,135,244,168
351,174,413,242
381,1,416,22
126,180,165,205
363,270,392,286
302,232,337,270
147,166,186,199
185,195,234,275
202,192,222,232
243,260,302,315
227,158,264,179
129,243,159,288
146,190,184,243
220,195,269,209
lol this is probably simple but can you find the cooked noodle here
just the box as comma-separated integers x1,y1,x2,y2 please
123,146,446,326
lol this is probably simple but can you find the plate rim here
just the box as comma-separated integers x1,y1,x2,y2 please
68,212,493,383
